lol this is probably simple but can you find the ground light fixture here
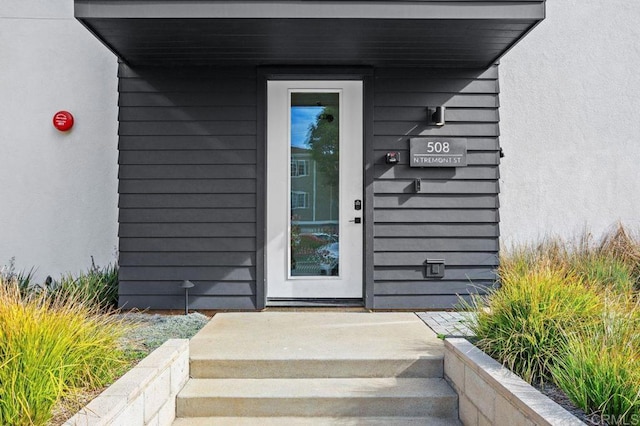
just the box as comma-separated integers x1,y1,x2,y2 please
428,106,446,126
180,280,195,315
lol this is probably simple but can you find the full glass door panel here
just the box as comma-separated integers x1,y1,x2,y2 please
290,92,340,277
266,80,362,300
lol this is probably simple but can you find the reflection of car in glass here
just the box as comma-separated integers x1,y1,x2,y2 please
311,233,338,243
316,242,339,275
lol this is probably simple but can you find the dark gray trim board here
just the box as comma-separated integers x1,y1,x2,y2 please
75,1,544,68
76,1,544,20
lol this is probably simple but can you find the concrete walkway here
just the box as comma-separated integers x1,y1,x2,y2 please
189,312,446,373
416,311,475,338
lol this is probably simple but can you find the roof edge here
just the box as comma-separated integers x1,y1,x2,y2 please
75,0,545,20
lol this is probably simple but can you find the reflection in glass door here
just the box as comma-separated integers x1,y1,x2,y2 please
290,92,340,277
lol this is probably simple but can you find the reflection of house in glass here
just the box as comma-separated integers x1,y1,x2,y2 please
291,147,338,230
291,146,339,276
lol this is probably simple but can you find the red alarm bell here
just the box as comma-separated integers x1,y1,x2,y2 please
53,111,74,132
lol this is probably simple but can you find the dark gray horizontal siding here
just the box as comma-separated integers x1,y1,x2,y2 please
118,64,258,309
375,107,498,123
375,67,499,80
119,92,256,107
375,252,498,267
374,195,498,209
119,150,257,164
119,252,255,267
374,238,499,252
374,180,499,194
119,165,256,179
119,208,256,223
374,122,498,137
374,209,499,222
119,266,254,281
119,223,256,238
119,136,257,150
119,107,257,122
374,267,495,281
120,238,256,252
119,122,257,136
119,179,256,194
375,93,499,108
373,294,475,310
374,165,499,180
375,224,499,238
119,281,255,296
120,295,255,310
375,281,491,296
119,194,255,208
373,66,500,309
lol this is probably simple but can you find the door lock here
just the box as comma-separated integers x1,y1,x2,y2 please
349,217,362,224
354,199,362,211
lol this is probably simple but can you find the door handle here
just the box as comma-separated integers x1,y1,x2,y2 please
349,217,362,224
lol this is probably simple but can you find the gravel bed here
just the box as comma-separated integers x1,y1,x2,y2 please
119,311,210,351
534,382,606,426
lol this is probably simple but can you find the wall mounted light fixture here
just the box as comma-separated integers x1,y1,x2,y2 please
428,106,446,126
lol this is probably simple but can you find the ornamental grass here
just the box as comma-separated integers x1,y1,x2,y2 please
467,224,640,423
469,267,602,383
551,298,640,425
0,277,127,426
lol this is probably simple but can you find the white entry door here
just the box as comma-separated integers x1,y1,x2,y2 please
267,80,363,300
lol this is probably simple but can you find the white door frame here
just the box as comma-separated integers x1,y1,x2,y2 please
266,80,363,301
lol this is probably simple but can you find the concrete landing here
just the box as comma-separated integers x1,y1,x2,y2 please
189,312,445,378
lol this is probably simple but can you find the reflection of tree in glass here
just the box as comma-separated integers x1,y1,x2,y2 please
306,106,338,188
290,216,301,271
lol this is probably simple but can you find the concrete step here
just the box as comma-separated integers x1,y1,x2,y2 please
173,416,462,425
190,356,443,379
176,377,458,418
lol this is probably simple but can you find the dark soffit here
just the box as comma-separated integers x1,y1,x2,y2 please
75,1,545,68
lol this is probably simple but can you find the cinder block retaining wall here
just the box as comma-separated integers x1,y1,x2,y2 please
444,338,584,426
64,339,189,426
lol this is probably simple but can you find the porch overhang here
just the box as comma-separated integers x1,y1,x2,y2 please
75,0,544,68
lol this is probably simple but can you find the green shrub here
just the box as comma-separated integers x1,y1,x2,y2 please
0,257,36,298
571,255,635,294
551,302,640,425
468,267,602,384
1,257,119,311
53,259,119,311
0,279,128,425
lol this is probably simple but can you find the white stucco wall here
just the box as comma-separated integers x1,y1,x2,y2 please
0,0,118,280
499,0,640,245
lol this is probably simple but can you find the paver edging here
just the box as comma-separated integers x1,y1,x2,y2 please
444,338,584,426
64,338,189,426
